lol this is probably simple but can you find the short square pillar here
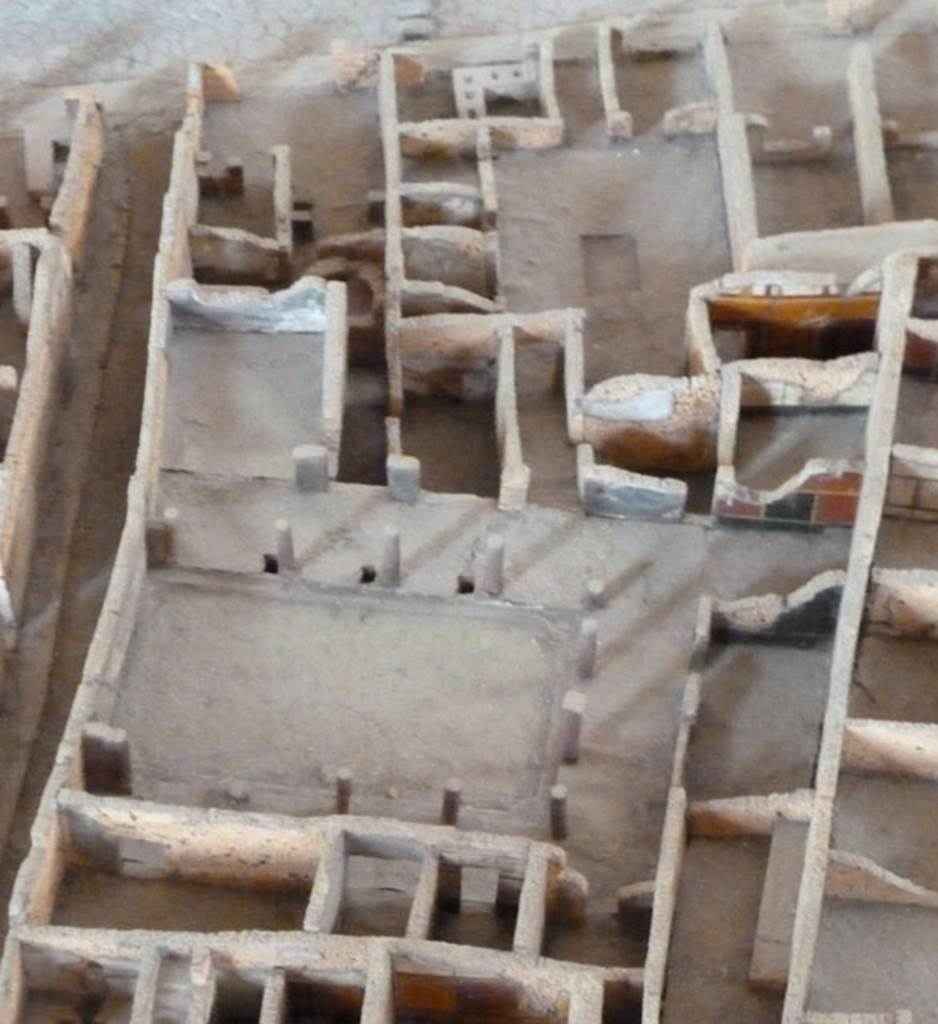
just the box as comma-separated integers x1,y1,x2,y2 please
293,444,330,492
387,454,421,503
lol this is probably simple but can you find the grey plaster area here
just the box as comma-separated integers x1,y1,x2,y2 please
112,570,579,821
810,904,937,1022
686,641,832,799
163,328,325,480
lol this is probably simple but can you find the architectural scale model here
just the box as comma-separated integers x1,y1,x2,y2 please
2,0,938,1021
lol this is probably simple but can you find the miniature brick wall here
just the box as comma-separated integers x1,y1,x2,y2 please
715,468,863,528
887,444,938,519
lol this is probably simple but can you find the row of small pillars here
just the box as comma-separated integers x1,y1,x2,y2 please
151,441,601,845
269,447,419,578
148,444,422,574
552,580,603,841
327,771,464,822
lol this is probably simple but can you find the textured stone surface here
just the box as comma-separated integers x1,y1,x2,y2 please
0,0,829,93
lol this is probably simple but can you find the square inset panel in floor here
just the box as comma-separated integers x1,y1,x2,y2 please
581,232,641,301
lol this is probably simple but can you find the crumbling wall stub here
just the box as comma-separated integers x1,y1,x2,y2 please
688,790,815,838
866,567,938,639
842,718,938,781
400,279,499,319
395,182,487,229
735,354,878,409
710,569,846,645
200,63,242,103
581,373,720,473
166,276,330,332
402,225,493,297
399,316,499,398
826,848,938,909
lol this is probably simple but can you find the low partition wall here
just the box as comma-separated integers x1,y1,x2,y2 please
397,309,583,420
866,567,938,638
395,311,586,510
495,326,529,511
596,22,633,141
398,116,564,156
